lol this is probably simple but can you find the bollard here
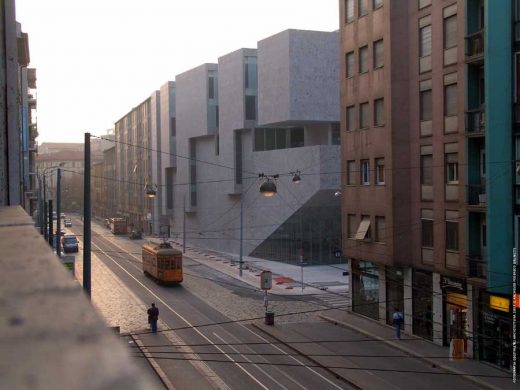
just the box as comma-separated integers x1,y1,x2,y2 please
265,310,275,326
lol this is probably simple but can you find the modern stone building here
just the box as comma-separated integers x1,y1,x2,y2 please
340,0,518,370
168,29,341,265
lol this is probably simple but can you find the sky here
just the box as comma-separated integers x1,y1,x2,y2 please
16,0,339,143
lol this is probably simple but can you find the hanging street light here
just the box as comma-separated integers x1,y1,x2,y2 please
292,171,302,184
145,184,157,198
258,173,279,197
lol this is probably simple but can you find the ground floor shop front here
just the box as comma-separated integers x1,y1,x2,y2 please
349,259,517,372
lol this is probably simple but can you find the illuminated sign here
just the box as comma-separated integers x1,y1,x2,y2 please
514,294,520,309
489,295,510,313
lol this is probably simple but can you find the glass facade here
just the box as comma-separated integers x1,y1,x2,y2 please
412,270,433,340
385,266,404,326
352,259,379,320
250,191,340,265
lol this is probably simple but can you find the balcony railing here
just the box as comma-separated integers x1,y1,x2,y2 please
467,255,487,279
465,109,485,134
467,184,486,206
465,30,484,63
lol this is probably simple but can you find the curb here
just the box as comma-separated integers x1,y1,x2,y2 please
130,332,176,390
319,314,503,390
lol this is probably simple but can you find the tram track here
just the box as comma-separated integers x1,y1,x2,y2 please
70,217,359,389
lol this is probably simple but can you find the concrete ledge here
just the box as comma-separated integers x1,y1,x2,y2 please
0,206,155,389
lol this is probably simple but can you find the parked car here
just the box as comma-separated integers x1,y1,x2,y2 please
64,219,72,227
61,235,79,253
60,213,66,219
129,230,142,240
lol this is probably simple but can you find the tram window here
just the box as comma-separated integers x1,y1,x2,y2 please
167,259,172,270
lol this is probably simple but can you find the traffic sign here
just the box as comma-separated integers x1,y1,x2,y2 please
260,270,272,290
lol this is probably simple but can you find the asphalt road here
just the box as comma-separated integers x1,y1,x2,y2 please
64,216,485,390
68,216,353,390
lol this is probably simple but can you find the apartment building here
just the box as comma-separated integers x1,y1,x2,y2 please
114,83,175,234
0,3,38,213
168,29,341,264
340,0,518,370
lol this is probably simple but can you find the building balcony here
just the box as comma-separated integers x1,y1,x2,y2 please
465,109,485,136
467,255,487,280
465,30,484,64
467,184,486,209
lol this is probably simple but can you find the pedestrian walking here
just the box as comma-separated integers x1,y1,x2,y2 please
147,303,159,333
392,307,403,339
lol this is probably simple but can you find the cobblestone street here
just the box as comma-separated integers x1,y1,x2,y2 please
73,248,323,335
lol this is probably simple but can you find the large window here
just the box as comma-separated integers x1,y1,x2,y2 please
360,102,370,129
444,83,457,117
170,117,176,137
373,39,384,69
361,159,370,185
346,51,355,78
254,127,304,151
245,95,256,120
235,131,242,185
347,160,356,185
444,14,457,49
446,220,459,251
165,167,174,210
446,153,458,184
374,98,384,126
348,214,357,238
373,0,383,9
420,89,432,121
421,154,433,185
345,0,354,23
359,0,368,16
375,216,385,242
375,158,385,184
419,25,432,58
421,212,434,248
346,105,355,131
359,46,369,74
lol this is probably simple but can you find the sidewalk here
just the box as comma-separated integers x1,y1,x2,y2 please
169,239,348,296
153,239,519,389
319,309,516,390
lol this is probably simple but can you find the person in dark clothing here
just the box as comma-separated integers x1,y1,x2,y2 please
392,307,403,339
147,303,159,333
424,305,433,339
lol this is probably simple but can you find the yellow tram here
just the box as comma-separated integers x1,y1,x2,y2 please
142,241,183,285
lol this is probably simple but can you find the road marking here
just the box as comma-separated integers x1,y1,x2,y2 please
213,332,286,390
240,325,344,390
90,241,269,390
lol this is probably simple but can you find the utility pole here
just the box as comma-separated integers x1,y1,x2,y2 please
56,167,61,258
239,194,243,277
48,199,53,248
183,195,186,253
43,199,48,241
83,133,91,298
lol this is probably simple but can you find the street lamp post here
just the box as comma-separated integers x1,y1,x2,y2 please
56,167,61,258
239,194,243,277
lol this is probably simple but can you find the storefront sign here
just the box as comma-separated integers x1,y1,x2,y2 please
490,295,510,313
441,275,466,292
514,293,520,309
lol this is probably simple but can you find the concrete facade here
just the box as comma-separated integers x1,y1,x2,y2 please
165,29,341,264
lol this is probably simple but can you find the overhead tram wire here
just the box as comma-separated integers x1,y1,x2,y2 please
91,134,259,177
84,237,511,346
126,354,510,378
